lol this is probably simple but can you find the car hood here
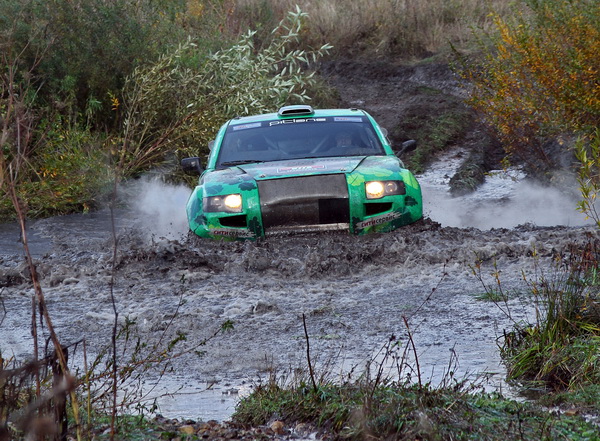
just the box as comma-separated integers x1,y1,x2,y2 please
237,157,366,180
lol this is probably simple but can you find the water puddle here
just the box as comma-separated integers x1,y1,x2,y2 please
0,220,52,258
0,153,596,423
135,378,250,421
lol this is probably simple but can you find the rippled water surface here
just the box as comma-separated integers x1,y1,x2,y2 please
0,154,596,421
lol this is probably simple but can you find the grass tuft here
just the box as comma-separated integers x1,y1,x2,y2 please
497,242,600,390
233,377,600,440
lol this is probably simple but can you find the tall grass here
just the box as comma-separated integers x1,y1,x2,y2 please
228,0,514,59
495,243,600,390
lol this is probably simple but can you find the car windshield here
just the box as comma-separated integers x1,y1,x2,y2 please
216,116,386,168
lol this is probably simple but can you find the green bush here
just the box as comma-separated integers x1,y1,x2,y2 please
0,0,190,128
0,125,112,219
114,6,332,176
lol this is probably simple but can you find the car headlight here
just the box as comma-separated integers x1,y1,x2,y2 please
204,194,243,213
365,181,406,199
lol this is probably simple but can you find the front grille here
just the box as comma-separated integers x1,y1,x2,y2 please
258,174,349,229
365,202,392,216
219,214,247,228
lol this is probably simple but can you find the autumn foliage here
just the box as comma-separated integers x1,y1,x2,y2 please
460,0,599,170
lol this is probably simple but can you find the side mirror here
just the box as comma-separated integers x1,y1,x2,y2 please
393,139,417,156
181,157,204,175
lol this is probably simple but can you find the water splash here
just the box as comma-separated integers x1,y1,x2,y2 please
125,176,191,241
418,149,591,229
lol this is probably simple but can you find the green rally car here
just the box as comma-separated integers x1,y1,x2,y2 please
181,105,422,240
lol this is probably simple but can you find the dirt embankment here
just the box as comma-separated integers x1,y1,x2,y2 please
321,59,506,195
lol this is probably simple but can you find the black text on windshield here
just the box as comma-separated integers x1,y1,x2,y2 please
269,118,327,126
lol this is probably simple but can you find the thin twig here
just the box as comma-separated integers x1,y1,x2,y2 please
30,286,40,395
402,316,422,390
0,289,6,327
302,313,318,393
108,177,120,441
82,338,92,434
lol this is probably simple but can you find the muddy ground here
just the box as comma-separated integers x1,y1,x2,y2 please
321,59,507,191
1,213,598,417
1,61,597,422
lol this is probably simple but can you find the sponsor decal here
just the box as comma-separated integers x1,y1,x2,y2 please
334,117,362,123
269,118,326,126
356,211,402,229
232,122,262,131
212,228,254,238
277,164,326,173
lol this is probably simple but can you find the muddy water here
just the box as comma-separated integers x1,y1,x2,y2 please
420,148,590,229
0,159,597,422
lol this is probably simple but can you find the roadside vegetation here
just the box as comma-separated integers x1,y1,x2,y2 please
500,245,600,390
1,0,512,221
2,0,600,439
457,0,599,185
232,377,600,440
0,1,333,219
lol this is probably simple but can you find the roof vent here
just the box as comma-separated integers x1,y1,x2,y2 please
278,105,314,117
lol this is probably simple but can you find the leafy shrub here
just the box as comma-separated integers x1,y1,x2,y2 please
458,0,600,172
1,138,112,220
19,127,113,217
114,6,332,176
0,0,191,128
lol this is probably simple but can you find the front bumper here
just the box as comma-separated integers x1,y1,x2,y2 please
187,172,422,240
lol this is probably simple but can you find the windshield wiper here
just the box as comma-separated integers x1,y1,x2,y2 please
220,160,264,167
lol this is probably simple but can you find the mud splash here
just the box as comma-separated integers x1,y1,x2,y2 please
2,204,598,420
1,159,598,421
418,148,590,229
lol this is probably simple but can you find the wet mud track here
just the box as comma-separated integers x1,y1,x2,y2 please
2,214,598,417
2,59,596,422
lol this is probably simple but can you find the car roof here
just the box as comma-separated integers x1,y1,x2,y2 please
227,107,369,127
